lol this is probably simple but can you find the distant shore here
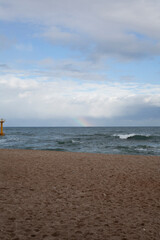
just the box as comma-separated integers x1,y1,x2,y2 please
0,149,160,239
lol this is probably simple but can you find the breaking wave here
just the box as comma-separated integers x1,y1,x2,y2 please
1,127,160,155
113,133,152,140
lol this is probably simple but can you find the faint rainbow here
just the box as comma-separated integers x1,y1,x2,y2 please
74,117,92,127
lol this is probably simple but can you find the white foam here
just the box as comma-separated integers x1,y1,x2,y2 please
71,140,82,144
113,133,136,139
113,133,150,139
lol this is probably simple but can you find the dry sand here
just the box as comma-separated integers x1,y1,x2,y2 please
0,149,160,240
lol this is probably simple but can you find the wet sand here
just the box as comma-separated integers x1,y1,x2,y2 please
0,149,160,240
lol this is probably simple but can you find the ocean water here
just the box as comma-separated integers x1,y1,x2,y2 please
0,127,160,155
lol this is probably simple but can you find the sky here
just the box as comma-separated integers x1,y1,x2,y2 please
0,0,160,126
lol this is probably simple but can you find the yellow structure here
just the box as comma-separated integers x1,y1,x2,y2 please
0,119,5,136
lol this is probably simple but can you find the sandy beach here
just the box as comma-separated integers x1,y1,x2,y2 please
0,149,160,240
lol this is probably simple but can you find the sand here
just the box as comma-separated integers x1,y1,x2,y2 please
0,149,160,240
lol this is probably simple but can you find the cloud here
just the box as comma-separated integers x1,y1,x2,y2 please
0,34,12,51
0,63,9,69
1,0,160,60
15,43,33,51
37,58,108,81
1,1,160,126
0,71,160,125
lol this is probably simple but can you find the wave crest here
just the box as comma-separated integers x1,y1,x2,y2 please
113,133,151,140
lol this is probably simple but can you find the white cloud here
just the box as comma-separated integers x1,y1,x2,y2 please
1,1,160,125
0,71,160,122
0,74,38,89
1,0,160,59
15,43,33,51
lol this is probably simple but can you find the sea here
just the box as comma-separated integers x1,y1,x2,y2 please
0,127,160,155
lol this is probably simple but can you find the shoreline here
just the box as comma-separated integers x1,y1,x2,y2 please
0,149,160,239
0,147,160,157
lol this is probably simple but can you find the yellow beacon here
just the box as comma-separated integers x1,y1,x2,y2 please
0,119,5,136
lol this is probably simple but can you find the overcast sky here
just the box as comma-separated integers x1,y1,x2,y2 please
0,0,160,126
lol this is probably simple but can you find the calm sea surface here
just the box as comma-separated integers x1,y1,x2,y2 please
0,127,160,155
